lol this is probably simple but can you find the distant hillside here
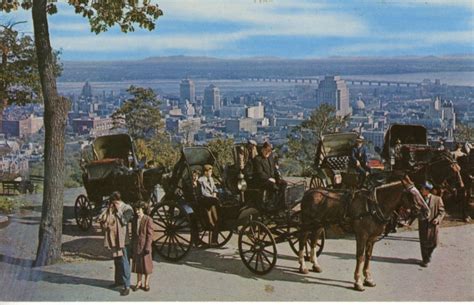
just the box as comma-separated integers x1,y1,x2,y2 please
59,55,474,82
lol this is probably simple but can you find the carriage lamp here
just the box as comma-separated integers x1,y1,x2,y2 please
128,152,134,170
237,173,247,192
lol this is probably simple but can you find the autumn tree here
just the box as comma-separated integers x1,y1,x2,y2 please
113,86,179,168
1,0,163,266
207,137,235,167
0,22,41,108
455,123,474,143
285,104,349,176
112,86,163,139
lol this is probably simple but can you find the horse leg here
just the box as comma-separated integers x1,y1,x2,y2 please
354,234,367,291
298,230,309,274
310,229,322,273
363,239,376,287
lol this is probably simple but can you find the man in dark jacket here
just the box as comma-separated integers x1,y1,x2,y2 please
418,181,446,267
253,142,287,209
350,135,370,187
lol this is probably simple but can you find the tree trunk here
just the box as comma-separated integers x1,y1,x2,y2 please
32,0,68,266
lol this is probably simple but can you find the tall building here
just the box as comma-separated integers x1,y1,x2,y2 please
203,84,221,115
315,76,351,117
180,79,195,105
81,81,92,98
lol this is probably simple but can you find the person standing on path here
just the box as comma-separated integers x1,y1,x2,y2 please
418,182,446,268
99,191,134,296
131,201,154,292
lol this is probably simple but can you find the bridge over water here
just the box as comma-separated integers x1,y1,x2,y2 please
242,77,422,87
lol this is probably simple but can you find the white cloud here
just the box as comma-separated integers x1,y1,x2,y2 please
367,0,473,9
331,30,474,54
52,32,246,52
157,0,368,37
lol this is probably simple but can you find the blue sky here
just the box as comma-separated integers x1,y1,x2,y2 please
2,0,473,60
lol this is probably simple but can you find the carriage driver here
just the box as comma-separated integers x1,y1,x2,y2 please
253,141,288,209
350,135,371,187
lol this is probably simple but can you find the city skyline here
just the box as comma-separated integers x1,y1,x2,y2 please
4,0,473,61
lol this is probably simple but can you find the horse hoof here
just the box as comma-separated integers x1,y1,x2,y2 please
299,267,309,274
364,280,376,287
354,283,365,291
312,265,322,273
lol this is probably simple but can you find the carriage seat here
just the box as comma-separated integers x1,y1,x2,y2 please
323,156,351,171
85,158,128,181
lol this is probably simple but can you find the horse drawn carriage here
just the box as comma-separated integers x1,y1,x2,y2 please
151,144,321,275
381,124,432,172
74,133,164,231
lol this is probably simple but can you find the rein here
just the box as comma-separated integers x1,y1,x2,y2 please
351,180,412,224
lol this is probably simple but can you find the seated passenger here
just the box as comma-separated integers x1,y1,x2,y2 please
253,141,287,209
198,164,221,245
242,139,258,180
183,169,201,203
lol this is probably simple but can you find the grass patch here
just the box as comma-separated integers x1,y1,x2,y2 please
0,197,28,214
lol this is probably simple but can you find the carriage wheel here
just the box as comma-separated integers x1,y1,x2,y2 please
151,201,192,262
310,176,324,189
198,229,233,248
238,220,277,275
288,227,325,259
74,194,93,231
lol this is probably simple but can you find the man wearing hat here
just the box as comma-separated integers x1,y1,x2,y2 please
418,181,446,268
253,141,287,209
350,135,370,187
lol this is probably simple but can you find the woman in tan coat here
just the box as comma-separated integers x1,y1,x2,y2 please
131,201,154,291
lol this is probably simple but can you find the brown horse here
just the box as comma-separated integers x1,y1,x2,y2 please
297,175,428,291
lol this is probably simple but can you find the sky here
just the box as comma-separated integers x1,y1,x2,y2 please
2,0,473,61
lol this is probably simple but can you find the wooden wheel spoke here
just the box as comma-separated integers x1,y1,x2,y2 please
240,240,254,248
174,232,191,244
246,250,257,264
167,235,175,258
158,235,170,253
154,210,169,226
254,252,260,271
154,234,167,243
261,250,272,266
262,248,274,256
172,235,187,253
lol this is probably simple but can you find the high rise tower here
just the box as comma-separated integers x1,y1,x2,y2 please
315,76,351,117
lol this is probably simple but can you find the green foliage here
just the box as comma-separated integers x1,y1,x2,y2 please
113,86,179,169
285,104,349,176
1,1,163,34
455,123,474,143
135,135,181,170
0,22,62,106
207,137,235,167
112,85,163,139
0,196,26,213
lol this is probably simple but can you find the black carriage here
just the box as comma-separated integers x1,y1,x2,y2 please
150,147,260,267
310,132,363,189
151,145,321,275
232,143,325,274
381,124,431,171
75,133,163,231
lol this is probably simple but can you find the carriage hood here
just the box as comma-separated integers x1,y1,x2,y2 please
92,133,137,163
381,124,428,161
314,132,359,167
